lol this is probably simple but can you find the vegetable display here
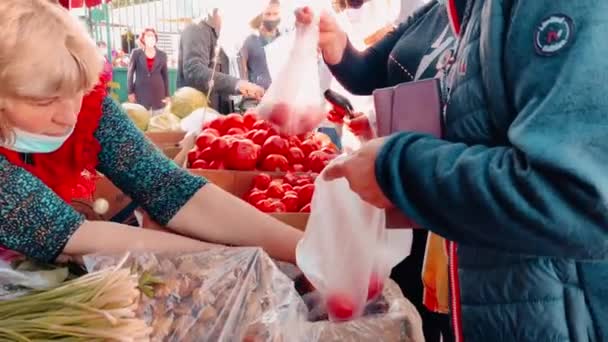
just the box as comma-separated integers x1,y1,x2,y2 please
187,112,338,172
242,172,317,213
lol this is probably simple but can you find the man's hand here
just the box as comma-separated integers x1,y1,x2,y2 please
237,81,265,100
323,137,393,208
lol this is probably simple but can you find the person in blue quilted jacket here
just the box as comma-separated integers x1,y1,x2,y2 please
321,0,608,340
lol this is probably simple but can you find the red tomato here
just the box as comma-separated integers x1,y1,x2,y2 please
287,147,305,165
266,183,285,199
282,172,299,186
270,200,287,213
224,139,259,171
202,128,221,137
300,139,320,157
226,127,246,136
222,113,245,133
251,173,272,190
246,190,267,206
297,184,315,208
245,129,258,140
308,151,333,173
267,127,280,137
282,194,299,212
252,120,272,131
187,150,200,165
291,164,307,172
267,102,291,127
261,136,289,158
251,129,268,146
195,132,217,150
208,160,225,170
326,293,356,321
299,203,311,213
199,147,215,162
367,272,384,301
255,199,275,213
205,117,225,132
243,112,258,129
190,159,208,169
282,183,293,192
209,137,229,159
260,154,290,172
284,190,298,197
287,136,302,148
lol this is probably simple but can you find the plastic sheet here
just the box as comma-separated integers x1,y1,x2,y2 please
84,247,423,342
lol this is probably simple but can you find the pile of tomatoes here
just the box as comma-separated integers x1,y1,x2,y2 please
187,112,338,172
242,172,316,213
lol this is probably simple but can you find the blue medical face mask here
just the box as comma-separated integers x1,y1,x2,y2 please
436,0,447,5
8,127,74,154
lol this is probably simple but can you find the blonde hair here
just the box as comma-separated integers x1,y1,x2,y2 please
0,0,103,142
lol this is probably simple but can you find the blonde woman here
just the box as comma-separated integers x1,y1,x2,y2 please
0,0,302,264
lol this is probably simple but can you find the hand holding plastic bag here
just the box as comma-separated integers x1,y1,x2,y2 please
256,13,326,135
296,157,411,321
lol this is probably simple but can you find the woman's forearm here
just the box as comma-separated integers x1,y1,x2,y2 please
168,184,303,263
63,220,216,258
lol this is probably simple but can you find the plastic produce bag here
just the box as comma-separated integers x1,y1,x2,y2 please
0,260,69,300
84,248,305,342
256,16,326,136
296,159,411,321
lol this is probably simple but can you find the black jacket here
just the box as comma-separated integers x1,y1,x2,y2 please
177,20,238,114
127,48,169,110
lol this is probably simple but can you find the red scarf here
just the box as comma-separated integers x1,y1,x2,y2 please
0,74,109,203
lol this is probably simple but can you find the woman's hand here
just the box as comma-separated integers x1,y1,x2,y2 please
128,93,136,103
323,137,393,209
295,7,348,65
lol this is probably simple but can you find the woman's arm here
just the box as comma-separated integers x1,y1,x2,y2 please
325,2,437,95
0,157,213,263
95,97,303,262
63,220,215,258
169,184,302,263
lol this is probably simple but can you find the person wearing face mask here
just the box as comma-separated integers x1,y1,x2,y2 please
178,7,265,114
238,0,282,111
0,0,303,275
298,2,454,341
127,28,169,115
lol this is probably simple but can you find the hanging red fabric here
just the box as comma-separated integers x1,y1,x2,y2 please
58,0,112,9
0,74,109,203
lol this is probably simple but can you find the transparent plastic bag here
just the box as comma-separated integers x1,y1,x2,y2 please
0,260,69,300
84,248,304,342
296,159,411,321
256,16,326,135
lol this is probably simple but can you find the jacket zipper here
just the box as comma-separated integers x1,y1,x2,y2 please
447,241,464,342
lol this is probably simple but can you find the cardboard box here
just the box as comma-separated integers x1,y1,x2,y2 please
145,131,186,149
71,177,134,222
190,169,310,231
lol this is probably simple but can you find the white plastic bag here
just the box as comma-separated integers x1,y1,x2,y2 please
296,160,411,321
256,17,326,135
